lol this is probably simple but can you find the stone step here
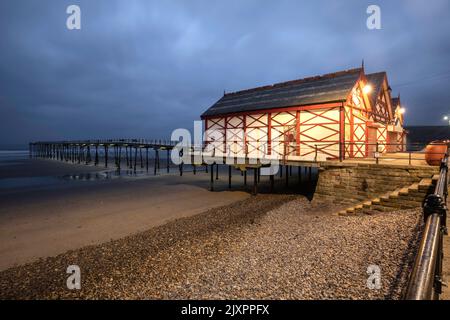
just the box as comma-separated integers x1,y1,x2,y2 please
337,176,436,216
363,201,372,208
399,187,409,196
389,190,400,199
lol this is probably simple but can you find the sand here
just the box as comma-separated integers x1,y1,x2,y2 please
0,158,249,271
0,195,421,299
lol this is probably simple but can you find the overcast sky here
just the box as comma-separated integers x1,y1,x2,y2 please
1,0,450,147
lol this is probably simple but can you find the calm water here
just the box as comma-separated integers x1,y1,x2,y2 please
0,150,186,190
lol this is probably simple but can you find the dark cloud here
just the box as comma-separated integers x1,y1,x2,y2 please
1,0,450,147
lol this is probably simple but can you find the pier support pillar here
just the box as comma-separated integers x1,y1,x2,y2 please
285,165,289,187
252,168,258,195
210,164,214,191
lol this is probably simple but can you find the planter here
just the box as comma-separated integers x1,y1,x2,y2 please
425,141,448,166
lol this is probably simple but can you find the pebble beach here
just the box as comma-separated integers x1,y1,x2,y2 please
0,193,422,300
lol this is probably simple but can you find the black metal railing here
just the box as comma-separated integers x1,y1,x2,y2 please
404,144,449,300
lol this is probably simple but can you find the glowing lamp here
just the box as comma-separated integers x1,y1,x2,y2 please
399,108,406,114
363,84,372,94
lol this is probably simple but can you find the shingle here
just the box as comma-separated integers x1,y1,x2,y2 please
201,68,362,117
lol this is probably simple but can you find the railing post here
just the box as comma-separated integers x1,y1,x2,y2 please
314,144,318,162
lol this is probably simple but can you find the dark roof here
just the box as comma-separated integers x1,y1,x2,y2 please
405,126,450,144
391,97,400,108
201,68,362,117
366,72,386,108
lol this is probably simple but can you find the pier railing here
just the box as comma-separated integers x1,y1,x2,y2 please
404,144,449,300
30,140,449,167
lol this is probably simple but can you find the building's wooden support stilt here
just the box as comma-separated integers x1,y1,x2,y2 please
244,170,247,186
228,165,232,189
285,165,289,187
270,174,275,192
298,166,302,184
252,168,258,195
210,164,214,191
216,164,219,180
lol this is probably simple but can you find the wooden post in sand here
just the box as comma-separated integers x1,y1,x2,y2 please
210,164,214,191
134,147,137,173
95,145,99,166
285,165,289,187
228,165,232,189
154,149,159,175
166,149,170,173
146,147,149,172
216,164,219,180
117,146,122,171
252,168,258,195
298,166,301,184
104,145,108,168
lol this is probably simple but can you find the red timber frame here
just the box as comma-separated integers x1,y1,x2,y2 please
202,74,402,161
396,131,406,152
297,106,340,160
376,126,388,153
202,102,344,161
245,113,269,156
225,115,244,157
270,110,297,159
343,74,374,158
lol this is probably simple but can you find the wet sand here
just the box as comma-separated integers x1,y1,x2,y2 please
0,158,249,270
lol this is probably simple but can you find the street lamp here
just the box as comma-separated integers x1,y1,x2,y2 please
363,84,372,94
442,115,450,125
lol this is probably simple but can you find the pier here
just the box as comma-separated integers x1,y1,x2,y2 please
29,139,176,175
